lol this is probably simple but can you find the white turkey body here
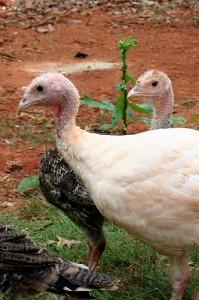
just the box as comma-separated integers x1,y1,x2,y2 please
57,127,199,256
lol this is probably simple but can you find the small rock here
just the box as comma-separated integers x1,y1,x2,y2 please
24,0,33,9
70,7,79,13
1,201,13,208
111,22,119,28
68,19,83,24
36,26,49,33
48,23,55,32
80,10,90,16
3,138,15,145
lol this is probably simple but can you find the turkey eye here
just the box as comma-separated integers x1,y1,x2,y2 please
152,81,158,87
37,85,44,92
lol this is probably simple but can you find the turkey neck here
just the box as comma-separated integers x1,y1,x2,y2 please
150,86,174,129
55,89,86,163
55,104,76,139
55,88,79,140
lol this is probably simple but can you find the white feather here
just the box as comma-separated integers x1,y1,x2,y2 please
57,127,199,255
71,262,89,269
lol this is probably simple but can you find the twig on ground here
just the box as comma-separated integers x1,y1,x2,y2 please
0,51,21,61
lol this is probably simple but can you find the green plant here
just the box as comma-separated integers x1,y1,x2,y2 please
81,37,186,133
16,175,40,194
17,126,55,146
80,37,159,134
112,37,138,133
81,96,185,133
81,37,152,134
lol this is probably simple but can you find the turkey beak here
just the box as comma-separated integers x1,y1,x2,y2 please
17,97,37,115
127,86,141,98
17,97,28,114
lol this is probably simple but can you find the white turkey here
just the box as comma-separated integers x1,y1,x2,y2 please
129,70,174,129
18,70,199,300
38,70,174,272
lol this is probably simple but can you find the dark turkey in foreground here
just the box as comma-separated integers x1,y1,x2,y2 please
39,147,106,271
0,222,119,299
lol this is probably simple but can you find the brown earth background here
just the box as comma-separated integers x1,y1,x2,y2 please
0,0,198,210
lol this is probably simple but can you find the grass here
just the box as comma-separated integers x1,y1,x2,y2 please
1,196,199,300
0,118,16,139
0,115,55,147
17,127,55,146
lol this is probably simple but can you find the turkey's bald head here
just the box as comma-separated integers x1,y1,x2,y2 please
128,70,172,99
128,69,174,130
18,72,80,117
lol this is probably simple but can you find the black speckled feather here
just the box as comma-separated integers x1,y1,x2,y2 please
39,147,106,270
0,222,119,299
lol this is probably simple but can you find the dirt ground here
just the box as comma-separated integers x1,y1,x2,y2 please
0,1,198,210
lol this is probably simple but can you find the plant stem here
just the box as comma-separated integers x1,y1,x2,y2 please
121,48,128,134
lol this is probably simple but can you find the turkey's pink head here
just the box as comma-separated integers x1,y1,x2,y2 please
128,70,172,99
17,72,80,117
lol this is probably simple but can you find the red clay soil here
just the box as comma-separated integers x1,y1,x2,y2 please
0,6,198,210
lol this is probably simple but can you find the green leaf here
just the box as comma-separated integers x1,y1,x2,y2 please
125,73,134,83
137,116,151,124
112,92,126,126
116,83,126,92
172,116,187,125
112,105,123,126
16,175,40,193
126,107,135,119
81,96,114,111
99,124,114,131
118,37,138,51
130,103,153,115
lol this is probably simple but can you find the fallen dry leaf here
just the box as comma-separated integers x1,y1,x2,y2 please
47,235,81,248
